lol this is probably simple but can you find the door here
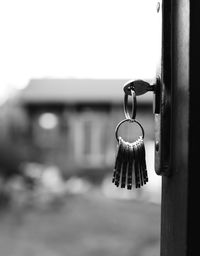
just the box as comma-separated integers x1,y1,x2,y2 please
159,1,197,256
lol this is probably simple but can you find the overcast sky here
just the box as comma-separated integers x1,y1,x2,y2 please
0,0,161,104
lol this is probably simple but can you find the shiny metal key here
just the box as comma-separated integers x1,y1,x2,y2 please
114,138,125,187
140,138,148,183
112,137,122,183
133,142,140,188
127,143,134,190
120,141,129,188
137,138,144,187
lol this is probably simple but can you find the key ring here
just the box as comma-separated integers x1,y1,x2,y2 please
124,89,137,119
115,118,145,142
112,80,149,190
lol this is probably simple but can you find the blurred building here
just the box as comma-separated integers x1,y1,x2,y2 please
0,79,154,179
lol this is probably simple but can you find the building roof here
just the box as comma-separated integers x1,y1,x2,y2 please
18,78,153,104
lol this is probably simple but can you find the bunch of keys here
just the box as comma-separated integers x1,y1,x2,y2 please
112,121,148,189
112,81,149,189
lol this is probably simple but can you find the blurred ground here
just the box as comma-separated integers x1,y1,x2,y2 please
0,188,160,256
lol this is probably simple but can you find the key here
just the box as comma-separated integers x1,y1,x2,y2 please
140,138,148,183
123,80,155,96
137,139,144,188
112,137,122,183
139,137,147,184
114,139,125,187
121,141,129,188
133,142,140,188
127,143,134,190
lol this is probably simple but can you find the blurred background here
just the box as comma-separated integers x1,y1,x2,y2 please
0,0,161,255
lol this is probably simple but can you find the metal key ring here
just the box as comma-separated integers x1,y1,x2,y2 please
124,89,137,119
115,118,145,142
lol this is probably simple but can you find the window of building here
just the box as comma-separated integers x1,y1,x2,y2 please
74,111,107,166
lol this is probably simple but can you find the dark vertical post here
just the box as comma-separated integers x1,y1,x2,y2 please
160,0,190,255
188,2,200,256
